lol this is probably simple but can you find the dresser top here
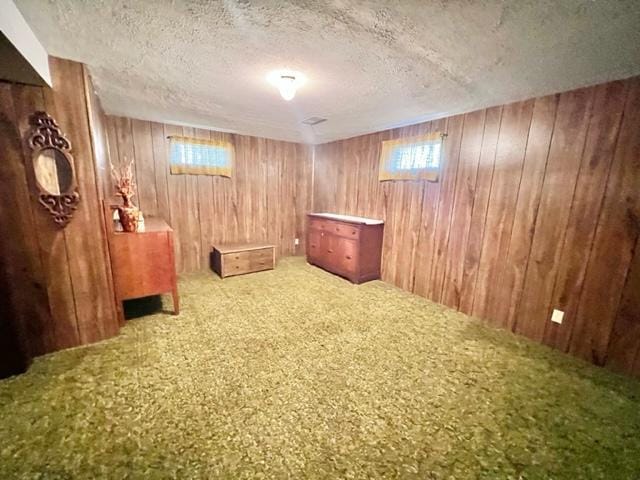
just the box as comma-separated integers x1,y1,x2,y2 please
308,212,384,225
214,243,275,254
113,216,173,234
142,217,173,232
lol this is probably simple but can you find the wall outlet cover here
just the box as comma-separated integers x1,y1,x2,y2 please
294,238,299,246
551,309,564,324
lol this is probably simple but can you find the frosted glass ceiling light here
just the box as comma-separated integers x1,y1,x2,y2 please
278,75,296,101
267,70,306,101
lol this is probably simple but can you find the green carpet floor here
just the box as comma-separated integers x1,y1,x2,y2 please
1,257,639,479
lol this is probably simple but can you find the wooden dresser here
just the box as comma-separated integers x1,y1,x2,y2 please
211,244,275,278
307,213,384,284
107,216,179,322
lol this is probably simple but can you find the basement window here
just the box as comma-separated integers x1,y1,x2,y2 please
378,132,444,182
169,136,234,177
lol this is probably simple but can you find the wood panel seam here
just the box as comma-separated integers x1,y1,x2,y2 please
554,85,629,350
507,97,559,333
469,108,504,315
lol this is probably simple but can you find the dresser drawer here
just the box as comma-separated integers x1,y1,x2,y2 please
309,217,360,239
212,245,275,278
224,256,273,276
225,248,272,263
330,221,360,239
307,230,324,264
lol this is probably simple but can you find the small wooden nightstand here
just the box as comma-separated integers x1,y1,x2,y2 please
107,216,179,323
211,243,275,278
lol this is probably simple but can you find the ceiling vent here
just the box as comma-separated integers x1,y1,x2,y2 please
302,117,327,126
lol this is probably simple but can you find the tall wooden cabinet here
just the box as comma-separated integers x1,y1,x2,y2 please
107,216,179,322
306,213,384,284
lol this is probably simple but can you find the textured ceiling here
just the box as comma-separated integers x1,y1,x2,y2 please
15,0,640,144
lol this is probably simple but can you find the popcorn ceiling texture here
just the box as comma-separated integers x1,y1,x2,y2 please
14,0,640,143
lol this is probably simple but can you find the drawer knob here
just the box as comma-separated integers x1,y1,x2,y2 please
259,261,265,265
235,256,239,259
235,266,239,269
351,231,356,235
328,249,333,253
336,227,340,232
346,255,352,260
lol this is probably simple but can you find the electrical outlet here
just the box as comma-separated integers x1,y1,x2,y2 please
294,238,299,246
551,309,564,324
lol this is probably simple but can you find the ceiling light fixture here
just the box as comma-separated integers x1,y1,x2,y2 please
302,117,327,126
267,70,307,101
278,75,296,101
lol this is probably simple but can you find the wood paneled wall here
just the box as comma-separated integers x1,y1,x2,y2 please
104,116,313,273
0,57,119,368
313,77,640,376
3,58,636,380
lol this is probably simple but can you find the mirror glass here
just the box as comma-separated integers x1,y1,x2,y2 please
33,148,73,194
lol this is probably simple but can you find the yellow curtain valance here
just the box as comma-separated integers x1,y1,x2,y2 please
378,131,443,182
168,136,234,177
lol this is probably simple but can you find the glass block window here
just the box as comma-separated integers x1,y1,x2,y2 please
378,131,443,182
169,136,234,177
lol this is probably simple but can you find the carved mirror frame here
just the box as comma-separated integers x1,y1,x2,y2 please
27,111,80,227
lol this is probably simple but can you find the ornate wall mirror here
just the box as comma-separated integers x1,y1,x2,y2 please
27,111,80,227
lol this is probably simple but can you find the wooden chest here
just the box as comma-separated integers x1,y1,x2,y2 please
306,213,384,284
211,244,275,278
